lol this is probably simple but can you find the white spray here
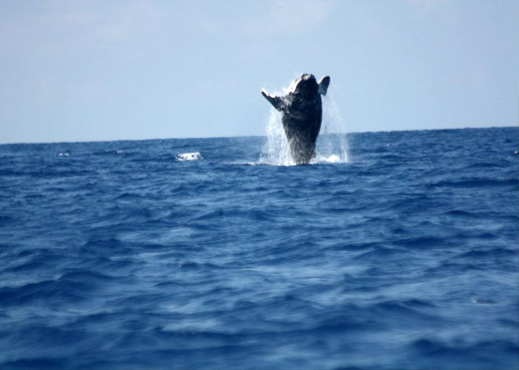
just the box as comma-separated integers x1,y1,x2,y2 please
316,93,349,163
259,109,295,166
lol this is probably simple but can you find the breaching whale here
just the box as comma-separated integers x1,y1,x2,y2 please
261,73,331,164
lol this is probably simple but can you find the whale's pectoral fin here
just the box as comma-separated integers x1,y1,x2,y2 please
318,76,331,96
261,90,285,111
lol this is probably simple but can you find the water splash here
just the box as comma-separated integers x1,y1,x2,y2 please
316,94,349,163
259,109,295,166
259,91,348,166
176,152,203,161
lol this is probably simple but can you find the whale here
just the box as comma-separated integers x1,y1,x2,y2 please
261,73,330,164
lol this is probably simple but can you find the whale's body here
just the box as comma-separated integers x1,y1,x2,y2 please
262,74,330,164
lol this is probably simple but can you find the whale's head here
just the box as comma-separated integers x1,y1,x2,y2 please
262,73,331,112
288,73,319,97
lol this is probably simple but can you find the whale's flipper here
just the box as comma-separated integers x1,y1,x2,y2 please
261,90,285,111
318,76,331,96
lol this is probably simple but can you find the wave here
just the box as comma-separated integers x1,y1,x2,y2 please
429,177,519,189
0,127,517,370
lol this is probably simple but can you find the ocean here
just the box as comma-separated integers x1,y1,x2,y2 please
0,126,518,370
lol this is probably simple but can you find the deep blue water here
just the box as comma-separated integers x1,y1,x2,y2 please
0,127,518,370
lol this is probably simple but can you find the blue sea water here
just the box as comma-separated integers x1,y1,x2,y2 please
0,127,518,370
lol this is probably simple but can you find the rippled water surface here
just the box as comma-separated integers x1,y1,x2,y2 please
0,128,518,370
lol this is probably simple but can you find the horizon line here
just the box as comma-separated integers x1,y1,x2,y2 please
1,125,517,147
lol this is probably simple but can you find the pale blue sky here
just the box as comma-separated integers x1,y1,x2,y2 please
1,0,518,144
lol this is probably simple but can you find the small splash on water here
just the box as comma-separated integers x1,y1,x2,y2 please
58,152,69,157
176,152,203,161
314,154,342,164
259,89,348,166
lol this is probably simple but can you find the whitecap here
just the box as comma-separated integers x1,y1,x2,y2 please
176,152,202,161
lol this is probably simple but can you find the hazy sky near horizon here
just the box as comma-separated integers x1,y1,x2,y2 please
1,0,518,144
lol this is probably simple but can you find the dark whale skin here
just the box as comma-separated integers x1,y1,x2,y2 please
262,74,330,164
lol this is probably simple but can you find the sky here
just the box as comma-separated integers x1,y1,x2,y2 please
0,0,518,144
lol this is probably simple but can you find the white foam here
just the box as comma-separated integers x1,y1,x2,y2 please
314,154,345,164
176,152,202,161
58,152,69,157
